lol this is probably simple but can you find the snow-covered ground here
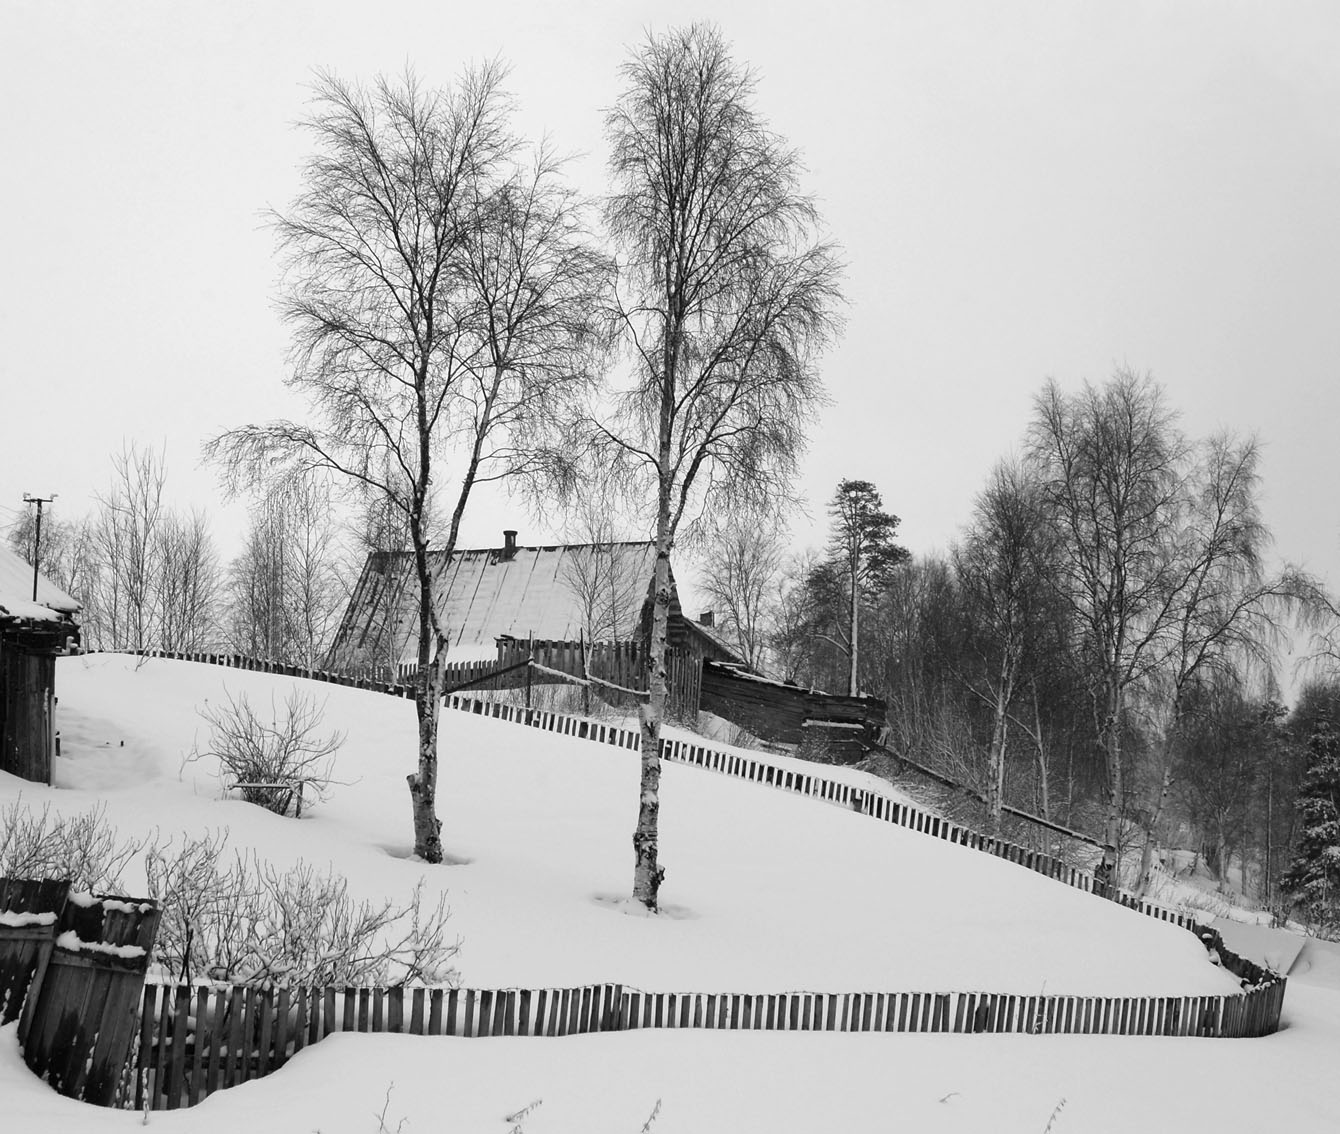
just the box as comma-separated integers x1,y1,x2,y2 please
3,654,1337,1132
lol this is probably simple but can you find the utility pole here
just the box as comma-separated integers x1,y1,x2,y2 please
21,493,57,601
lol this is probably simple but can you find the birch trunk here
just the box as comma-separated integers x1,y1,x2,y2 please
1135,720,1178,900
408,638,445,863
406,501,445,864
1098,682,1124,892
404,549,447,863
986,687,1009,834
848,566,860,697
632,535,672,910
1032,692,1050,820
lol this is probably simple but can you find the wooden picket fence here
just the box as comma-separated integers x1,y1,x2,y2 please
128,968,1286,1111
128,980,623,1110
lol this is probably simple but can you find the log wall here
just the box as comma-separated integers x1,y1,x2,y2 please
0,641,55,785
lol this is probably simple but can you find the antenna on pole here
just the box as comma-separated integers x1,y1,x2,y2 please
21,493,57,601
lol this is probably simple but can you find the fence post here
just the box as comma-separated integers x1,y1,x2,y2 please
580,632,591,717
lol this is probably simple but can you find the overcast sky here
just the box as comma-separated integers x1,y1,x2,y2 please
3,1,1338,622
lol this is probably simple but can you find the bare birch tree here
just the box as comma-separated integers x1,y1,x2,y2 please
93,442,169,650
226,472,346,668
1130,433,1323,894
208,69,604,863
559,489,644,643
156,510,221,652
953,459,1057,832
598,24,843,909
1024,370,1326,886
699,522,786,670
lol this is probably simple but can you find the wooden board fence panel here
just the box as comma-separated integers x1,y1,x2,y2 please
19,889,159,1107
0,876,68,1026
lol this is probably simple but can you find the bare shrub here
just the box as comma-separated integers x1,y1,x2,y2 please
192,687,344,814
0,798,147,891
145,833,459,987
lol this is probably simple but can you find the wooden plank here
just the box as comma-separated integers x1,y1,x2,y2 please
428,989,443,1036
389,987,404,1033
323,987,337,1040
256,988,275,1079
342,986,356,1034
133,983,157,1112
206,987,226,1097
145,975,175,1103
515,988,528,1036
225,986,245,1089
240,987,261,1085
270,987,292,1076
162,984,189,1108
292,987,309,1056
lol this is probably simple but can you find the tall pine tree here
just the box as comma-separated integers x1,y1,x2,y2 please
1281,716,1340,933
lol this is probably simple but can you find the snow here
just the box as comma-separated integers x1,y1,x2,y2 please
98,899,154,914
0,542,79,622
53,931,146,960
0,910,57,928
1,653,1336,1131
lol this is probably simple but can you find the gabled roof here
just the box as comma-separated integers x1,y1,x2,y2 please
432,541,656,646
326,540,659,667
0,543,79,626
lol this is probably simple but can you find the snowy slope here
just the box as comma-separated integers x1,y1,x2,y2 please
36,654,1233,997
7,654,1332,1133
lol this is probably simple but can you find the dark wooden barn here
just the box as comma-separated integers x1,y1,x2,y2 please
0,545,80,785
699,660,887,764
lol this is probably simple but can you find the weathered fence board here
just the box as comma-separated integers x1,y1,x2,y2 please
0,876,68,1025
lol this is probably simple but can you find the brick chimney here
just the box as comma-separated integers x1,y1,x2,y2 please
503,529,518,560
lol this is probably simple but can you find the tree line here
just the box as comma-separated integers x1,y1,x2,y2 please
6,443,353,667
700,371,1339,918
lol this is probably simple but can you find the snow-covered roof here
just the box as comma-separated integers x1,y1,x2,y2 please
432,542,657,646
0,543,79,625
327,540,658,666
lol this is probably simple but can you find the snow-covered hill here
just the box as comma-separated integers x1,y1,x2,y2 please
3,653,1337,1133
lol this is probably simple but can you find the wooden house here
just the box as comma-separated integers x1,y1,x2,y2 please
325,530,745,674
0,544,80,784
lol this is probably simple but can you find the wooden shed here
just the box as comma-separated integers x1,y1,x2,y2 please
700,660,887,764
0,545,80,785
